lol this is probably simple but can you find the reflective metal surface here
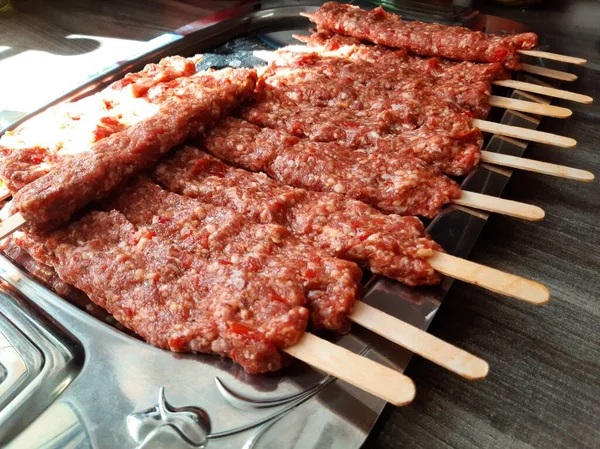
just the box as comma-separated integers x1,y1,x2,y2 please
0,2,561,448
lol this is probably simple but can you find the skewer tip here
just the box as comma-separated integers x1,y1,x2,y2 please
461,359,490,381
530,206,546,221
529,284,551,305
392,377,417,406
562,137,578,148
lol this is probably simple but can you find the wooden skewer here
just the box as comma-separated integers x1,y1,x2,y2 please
0,185,9,202
493,80,593,104
453,191,544,221
350,301,488,380
517,49,587,65
481,152,594,182
0,212,26,240
284,332,416,406
0,193,542,248
428,251,550,305
520,64,577,82
488,96,571,118
473,119,577,148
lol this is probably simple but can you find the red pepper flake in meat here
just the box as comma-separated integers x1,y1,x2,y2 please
307,2,537,69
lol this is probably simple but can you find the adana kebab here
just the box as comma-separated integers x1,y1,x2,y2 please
154,145,442,286
246,48,487,176
304,2,538,69
254,38,590,181
248,40,574,176
264,33,511,119
13,176,362,373
202,117,463,219
7,67,257,231
0,56,199,194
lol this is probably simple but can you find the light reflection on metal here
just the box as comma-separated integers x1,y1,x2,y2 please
128,387,210,449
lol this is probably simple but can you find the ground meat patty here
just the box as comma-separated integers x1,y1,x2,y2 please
260,45,508,119
1,237,113,321
241,95,480,176
13,178,362,372
108,55,199,98
0,56,199,193
104,177,361,331
202,118,461,218
11,68,257,231
307,2,537,69
154,146,442,286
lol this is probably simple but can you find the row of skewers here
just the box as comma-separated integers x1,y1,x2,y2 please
0,2,594,406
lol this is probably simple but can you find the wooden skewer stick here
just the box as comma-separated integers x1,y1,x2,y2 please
488,96,571,118
493,80,593,104
481,152,595,182
284,333,416,406
453,191,544,221
517,49,587,65
473,119,577,148
350,301,489,380
0,184,10,202
0,212,26,240
428,251,550,305
520,64,577,82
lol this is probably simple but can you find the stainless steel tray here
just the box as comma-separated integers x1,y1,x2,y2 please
0,2,564,448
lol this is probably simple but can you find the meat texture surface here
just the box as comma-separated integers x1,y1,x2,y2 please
202,118,462,218
154,146,442,286
11,68,257,230
307,2,537,69
13,178,362,372
0,56,199,193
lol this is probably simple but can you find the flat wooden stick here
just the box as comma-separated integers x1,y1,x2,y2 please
473,119,577,148
284,333,416,406
0,212,26,240
520,64,577,82
428,251,550,305
350,301,488,380
517,49,587,65
493,79,593,104
481,151,594,182
489,96,571,118
452,191,544,221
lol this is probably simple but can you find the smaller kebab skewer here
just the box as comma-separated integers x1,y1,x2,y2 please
487,96,571,118
256,48,592,108
479,152,593,182
256,48,590,110
251,51,592,181
472,119,575,147
0,210,549,305
299,5,588,70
